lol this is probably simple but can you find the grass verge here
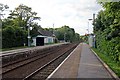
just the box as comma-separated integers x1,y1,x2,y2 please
92,48,120,77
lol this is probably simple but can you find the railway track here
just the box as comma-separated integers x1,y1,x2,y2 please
2,45,63,74
2,45,60,65
2,43,78,79
23,44,77,80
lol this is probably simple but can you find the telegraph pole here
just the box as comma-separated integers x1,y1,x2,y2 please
52,23,56,43
53,23,54,34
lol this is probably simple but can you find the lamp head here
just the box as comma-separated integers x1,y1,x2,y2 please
88,19,92,21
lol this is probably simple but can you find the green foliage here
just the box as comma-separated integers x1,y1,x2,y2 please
80,35,88,42
95,31,120,63
2,26,27,48
44,28,54,33
94,2,120,64
44,25,80,43
0,3,9,11
2,3,80,49
2,4,41,48
92,48,120,77
8,4,40,30
56,25,80,42
30,24,41,37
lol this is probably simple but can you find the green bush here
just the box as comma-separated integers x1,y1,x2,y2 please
94,2,120,64
95,31,120,64
92,48,120,77
2,26,27,48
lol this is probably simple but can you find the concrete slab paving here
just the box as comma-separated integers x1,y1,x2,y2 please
48,43,113,79
49,43,82,78
77,43,112,78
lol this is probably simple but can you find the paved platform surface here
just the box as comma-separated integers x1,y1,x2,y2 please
49,43,113,78
49,43,82,78
77,43,112,78
1,42,69,56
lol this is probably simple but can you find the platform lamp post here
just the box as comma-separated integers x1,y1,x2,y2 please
64,32,66,43
52,23,56,43
88,19,93,34
27,17,33,47
88,19,92,45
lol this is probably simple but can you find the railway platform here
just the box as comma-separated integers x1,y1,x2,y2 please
1,42,69,57
48,43,115,79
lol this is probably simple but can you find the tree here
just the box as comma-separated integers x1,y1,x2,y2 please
30,23,42,37
0,3,9,49
0,3,9,11
0,3,9,28
2,26,27,48
0,3,9,18
93,2,120,63
2,4,41,48
8,4,40,30
44,25,80,42
99,2,120,38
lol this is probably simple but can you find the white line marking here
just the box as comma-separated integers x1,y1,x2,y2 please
46,43,81,80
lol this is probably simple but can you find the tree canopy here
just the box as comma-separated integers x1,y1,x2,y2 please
44,25,80,42
2,4,41,48
2,4,80,48
8,4,40,30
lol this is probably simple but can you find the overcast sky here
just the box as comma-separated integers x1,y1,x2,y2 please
1,0,102,35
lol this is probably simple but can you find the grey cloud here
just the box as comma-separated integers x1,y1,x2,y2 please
84,4,102,11
54,0,80,5
75,13,84,18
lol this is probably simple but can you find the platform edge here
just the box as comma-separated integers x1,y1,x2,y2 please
46,43,81,79
91,49,120,80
